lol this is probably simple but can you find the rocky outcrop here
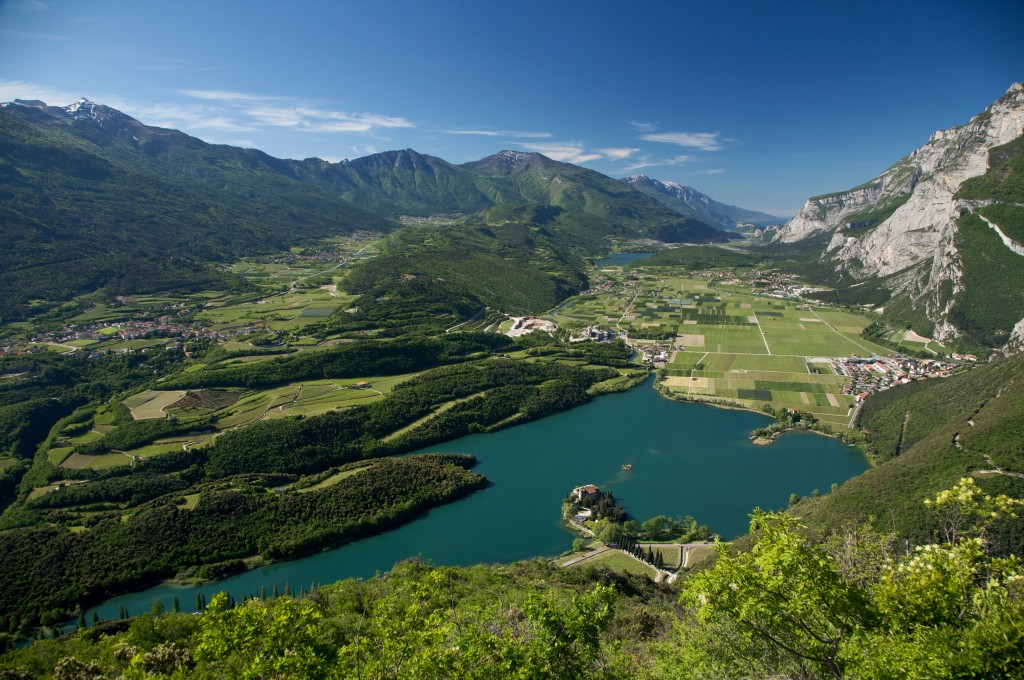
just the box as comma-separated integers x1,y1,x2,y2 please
773,83,1024,344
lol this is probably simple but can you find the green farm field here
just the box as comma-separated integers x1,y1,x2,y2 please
568,549,658,578
551,269,890,428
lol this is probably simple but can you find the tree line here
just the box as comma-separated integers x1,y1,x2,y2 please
0,454,483,634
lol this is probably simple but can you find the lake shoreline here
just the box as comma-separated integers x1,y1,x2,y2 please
74,368,867,628
652,377,869,461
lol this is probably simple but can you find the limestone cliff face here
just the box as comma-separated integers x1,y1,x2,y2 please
773,83,1024,343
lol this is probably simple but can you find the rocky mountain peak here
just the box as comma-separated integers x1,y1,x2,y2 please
64,98,96,116
621,174,776,228
771,84,1024,347
462,150,555,174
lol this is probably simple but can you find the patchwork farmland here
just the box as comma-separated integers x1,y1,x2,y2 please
553,265,897,429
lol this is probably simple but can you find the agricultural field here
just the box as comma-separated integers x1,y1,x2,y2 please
124,390,187,420
552,265,898,429
884,328,951,356
567,549,658,578
51,372,420,472
643,544,683,570
43,234,384,355
196,286,359,333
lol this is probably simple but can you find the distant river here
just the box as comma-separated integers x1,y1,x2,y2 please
82,377,867,621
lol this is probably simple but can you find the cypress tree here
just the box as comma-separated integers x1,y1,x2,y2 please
172,596,180,613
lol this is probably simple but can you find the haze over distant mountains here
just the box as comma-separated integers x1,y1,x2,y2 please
622,175,782,228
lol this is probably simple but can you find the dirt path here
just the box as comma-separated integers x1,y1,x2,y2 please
979,454,1024,479
614,288,641,338
559,547,610,567
753,314,772,355
445,305,486,333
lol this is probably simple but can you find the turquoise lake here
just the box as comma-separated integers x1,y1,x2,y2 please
82,378,867,620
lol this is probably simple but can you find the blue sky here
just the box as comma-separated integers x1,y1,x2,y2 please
1,0,1022,215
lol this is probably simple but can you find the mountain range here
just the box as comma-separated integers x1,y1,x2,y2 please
771,82,1024,349
0,98,752,318
6,88,1021,350
622,175,781,228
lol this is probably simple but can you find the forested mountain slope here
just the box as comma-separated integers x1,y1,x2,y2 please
0,100,394,319
794,351,1024,547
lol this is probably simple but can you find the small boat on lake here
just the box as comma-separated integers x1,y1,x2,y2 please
621,464,632,471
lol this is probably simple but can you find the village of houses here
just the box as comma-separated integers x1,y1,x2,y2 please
1,308,257,359
832,354,970,403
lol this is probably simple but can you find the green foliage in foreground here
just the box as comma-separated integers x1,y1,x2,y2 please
679,479,1024,680
5,480,1022,678
2,560,673,679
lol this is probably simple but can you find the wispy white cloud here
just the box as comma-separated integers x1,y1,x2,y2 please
520,142,603,164
244,105,413,133
597,147,639,160
350,145,378,156
0,79,413,166
622,154,693,172
443,128,552,139
628,121,657,132
124,102,259,132
0,79,78,104
693,168,726,175
176,90,414,134
179,89,288,102
640,131,724,151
